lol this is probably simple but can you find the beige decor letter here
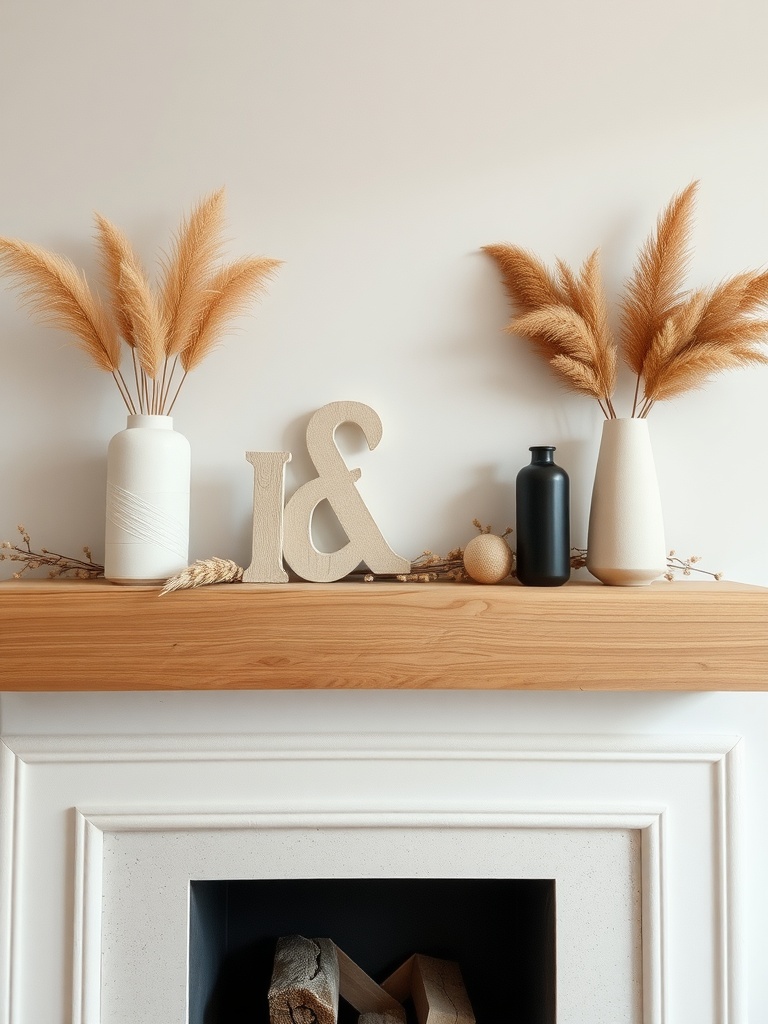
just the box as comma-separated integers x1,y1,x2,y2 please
243,451,291,583
282,401,410,583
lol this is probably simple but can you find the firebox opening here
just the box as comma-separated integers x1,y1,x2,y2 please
189,878,555,1024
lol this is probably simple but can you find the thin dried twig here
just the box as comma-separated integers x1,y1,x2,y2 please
0,525,103,579
663,550,723,582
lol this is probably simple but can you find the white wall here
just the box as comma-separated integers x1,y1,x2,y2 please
2,0,768,1018
2,0,768,581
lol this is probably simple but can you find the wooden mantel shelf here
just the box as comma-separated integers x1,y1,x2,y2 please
1,578,767,692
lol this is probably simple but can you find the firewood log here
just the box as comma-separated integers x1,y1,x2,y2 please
335,946,405,1023
268,935,339,1024
383,954,475,1024
358,1013,406,1024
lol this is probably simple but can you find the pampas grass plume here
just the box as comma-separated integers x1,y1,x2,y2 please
0,237,121,372
0,187,280,415
484,181,768,417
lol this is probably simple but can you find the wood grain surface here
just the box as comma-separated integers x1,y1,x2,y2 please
0,579,766,691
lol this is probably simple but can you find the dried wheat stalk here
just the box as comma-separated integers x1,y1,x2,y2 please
160,557,244,595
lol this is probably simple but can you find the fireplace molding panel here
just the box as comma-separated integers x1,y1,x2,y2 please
0,732,743,1024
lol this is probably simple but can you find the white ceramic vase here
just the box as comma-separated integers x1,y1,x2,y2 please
586,417,666,586
105,414,191,585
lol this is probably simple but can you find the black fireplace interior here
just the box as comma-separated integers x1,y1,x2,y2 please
189,877,556,1024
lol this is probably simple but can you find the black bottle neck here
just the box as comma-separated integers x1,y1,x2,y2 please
529,446,556,465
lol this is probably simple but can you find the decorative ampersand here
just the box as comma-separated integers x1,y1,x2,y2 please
282,401,410,582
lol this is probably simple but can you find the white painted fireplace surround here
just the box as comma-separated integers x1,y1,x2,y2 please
0,690,760,1024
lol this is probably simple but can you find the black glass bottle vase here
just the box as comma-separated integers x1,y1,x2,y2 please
515,446,570,586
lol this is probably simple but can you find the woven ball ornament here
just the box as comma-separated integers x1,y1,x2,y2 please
462,533,513,584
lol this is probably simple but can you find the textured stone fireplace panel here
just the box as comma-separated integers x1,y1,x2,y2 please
95,814,644,1023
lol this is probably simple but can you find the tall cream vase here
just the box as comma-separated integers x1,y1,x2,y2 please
586,417,667,586
105,414,191,585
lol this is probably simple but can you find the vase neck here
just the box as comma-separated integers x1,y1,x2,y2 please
602,418,650,438
529,445,555,465
127,414,173,430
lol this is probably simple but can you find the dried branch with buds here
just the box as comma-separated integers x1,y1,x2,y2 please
663,550,723,582
0,525,103,579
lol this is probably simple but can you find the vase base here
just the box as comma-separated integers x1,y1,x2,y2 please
105,577,166,587
587,566,664,587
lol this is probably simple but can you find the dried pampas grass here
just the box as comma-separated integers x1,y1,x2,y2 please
482,244,566,328
94,212,147,351
636,274,768,414
484,181,768,416
620,182,698,383
0,238,125,382
118,260,166,379
169,255,281,412
482,246,618,416
0,188,281,415
160,188,227,359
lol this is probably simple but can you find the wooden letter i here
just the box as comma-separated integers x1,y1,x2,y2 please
243,451,291,583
